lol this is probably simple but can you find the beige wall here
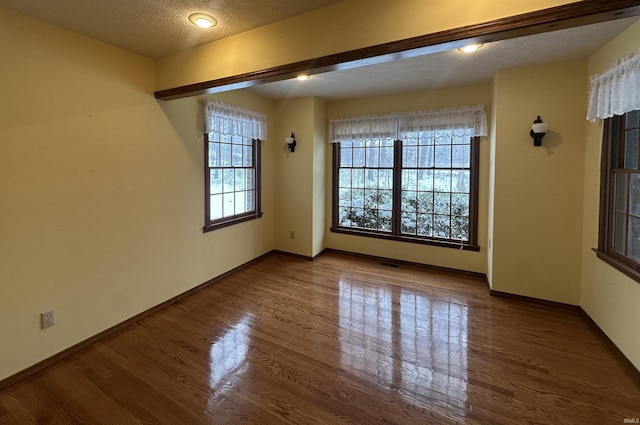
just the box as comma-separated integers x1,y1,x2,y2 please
3,0,640,382
581,20,640,370
0,8,275,381
490,60,587,304
156,0,580,90
325,84,492,273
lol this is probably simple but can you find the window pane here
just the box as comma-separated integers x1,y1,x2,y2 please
452,170,470,193
245,170,255,190
365,169,378,189
417,170,434,191
402,191,417,212
434,192,451,215
365,147,380,167
353,147,365,167
629,173,640,217
210,195,223,220
352,169,365,188
452,193,469,216
403,146,418,168
220,143,231,166
625,129,639,169
627,110,640,128
628,217,640,262
452,145,470,168
380,146,394,167
418,146,434,167
232,144,243,166
434,170,452,192
613,212,626,252
434,215,451,238
235,191,247,214
379,169,393,190
451,216,469,240
401,211,417,234
417,191,434,213
208,143,219,167
416,214,433,236
243,146,252,167
435,145,452,167
223,193,235,217
210,170,223,194
223,168,234,192
614,173,627,211
339,169,352,188
235,169,245,191
341,147,353,167
402,169,418,191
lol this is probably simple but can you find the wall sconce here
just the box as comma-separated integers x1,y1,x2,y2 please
530,116,549,147
285,132,297,153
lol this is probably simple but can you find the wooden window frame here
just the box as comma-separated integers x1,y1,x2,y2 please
595,112,640,283
204,135,263,233
331,137,480,251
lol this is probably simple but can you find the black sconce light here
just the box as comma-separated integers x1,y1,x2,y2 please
285,132,297,152
529,116,549,147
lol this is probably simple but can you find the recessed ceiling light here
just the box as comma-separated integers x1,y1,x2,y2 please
458,43,484,53
296,75,311,81
189,13,217,29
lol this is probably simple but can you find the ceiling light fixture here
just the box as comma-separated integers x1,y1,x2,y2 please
296,75,311,81
189,13,217,29
458,43,484,53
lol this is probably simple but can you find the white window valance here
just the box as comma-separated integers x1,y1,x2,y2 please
204,99,267,140
329,105,487,142
587,48,640,122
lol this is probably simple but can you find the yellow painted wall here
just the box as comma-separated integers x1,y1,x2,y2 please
581,20,640,370
325,84,492,273
312,98,328,257
0,8,275,381
490,60,587,304
273,97,315,256
156,0,579,90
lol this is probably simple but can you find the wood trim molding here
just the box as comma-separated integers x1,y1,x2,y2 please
0,250,275,390
323,248,488,280
579,307,640,382
155,0,640,101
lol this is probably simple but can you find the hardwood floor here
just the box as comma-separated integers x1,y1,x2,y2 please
1,251,639,424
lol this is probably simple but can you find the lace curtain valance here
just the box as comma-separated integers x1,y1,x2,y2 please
203,99,267,140
587,48,640,121
329,105,487,142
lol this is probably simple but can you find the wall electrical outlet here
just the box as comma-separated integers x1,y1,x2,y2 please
290,231,295,239
41,310,54,329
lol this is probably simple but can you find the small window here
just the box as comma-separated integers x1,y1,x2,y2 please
597,110,640,282
203,100,266,232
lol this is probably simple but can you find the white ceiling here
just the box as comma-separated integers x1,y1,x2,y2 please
247,17,639,101
0,1,637,101
0,0,344,58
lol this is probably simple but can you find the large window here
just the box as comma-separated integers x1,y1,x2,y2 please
203,100,266,232
597,110,640,282
331,106,485,250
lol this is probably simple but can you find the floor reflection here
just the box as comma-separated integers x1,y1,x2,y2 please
208,315,252,394
339,280,468,408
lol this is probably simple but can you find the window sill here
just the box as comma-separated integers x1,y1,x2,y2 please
331,227,480,251
593,248,640,284
204,212,263,233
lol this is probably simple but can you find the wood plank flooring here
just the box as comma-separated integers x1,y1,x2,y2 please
1,251,639,424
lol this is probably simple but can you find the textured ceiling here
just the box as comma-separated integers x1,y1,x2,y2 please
0,0,344,58
1,1,637,100
247,17,639,101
